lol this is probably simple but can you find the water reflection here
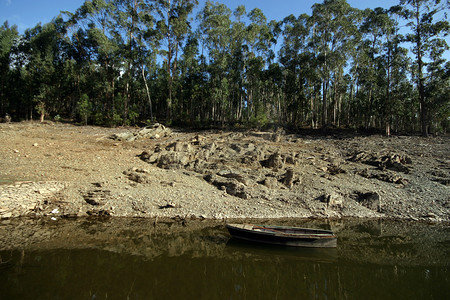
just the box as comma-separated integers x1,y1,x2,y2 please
226,238,338,263
0,218,449,300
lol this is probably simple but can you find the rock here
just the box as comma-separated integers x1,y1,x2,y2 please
231,143,256,154
84,197,102,206
202,142,217,152
322,192,344,209
123,171,151,184
83,189,110,206
376,173,408,185
110,132,136,142
380,154,411,173
225,181,248,199
262,152,284,170
250,131,276,141
167,142,193,152
133,168,150,174
272,133,281,142
230,143,243,153
204,174,249,199
263,176,280,189
245,143,256,153
138,150,160,163
217,170,249,185
191,135,205,145
3,113,11,123
285,153,297,165
432,177,450,186
357,169,407,185
0,211,12,219
326,164,346,175
350,151,411,174
283,168,294,188
159,203,180,209
110,123,172,142
139,123,171,138
356,192,381,212
423,212,437,219
86,209,111,217
157,152,191,169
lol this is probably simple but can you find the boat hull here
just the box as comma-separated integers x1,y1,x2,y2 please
226,224,337,248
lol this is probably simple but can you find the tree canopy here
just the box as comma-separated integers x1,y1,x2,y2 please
1,0,449,134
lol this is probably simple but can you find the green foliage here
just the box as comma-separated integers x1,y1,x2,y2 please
400,0,450,135
77,93,92,125
93,112,105,125
248,107,269,129
35,101,46,121
0,0,448,135
128,104,140,126
112,112,123,126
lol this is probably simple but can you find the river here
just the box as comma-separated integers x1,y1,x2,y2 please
0,218,449,299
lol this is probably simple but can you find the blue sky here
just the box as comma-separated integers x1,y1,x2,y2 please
1,0,448,61
2,0,402,33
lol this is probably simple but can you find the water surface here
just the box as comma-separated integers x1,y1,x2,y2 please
0,218,449,299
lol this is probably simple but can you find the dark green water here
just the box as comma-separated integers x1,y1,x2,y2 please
0,218,449,300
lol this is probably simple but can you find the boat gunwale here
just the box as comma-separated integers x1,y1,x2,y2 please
226,223,336,239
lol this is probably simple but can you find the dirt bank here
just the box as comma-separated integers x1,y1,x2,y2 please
0,121,448,221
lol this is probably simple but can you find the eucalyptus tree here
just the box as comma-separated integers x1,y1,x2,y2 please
244,8,270,123
382,6,412,135
137,0,158,122
279,13,311,126
228,5,247,122
357,7,395,130
68,0,122,125
153,0,198,123
265,20,283,123
0,22,19,117
20,18,72,122
110,0,144,124
197,1,232,123
263,62,284,124
177,33,204,123
400,0,450,136
310,0,360,130
424,36,450,132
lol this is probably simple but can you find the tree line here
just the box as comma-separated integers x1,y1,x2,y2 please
0,0,449,135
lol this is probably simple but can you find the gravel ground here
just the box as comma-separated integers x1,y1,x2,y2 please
0,121,448,222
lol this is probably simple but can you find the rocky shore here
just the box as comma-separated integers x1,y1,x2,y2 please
0,122,449,222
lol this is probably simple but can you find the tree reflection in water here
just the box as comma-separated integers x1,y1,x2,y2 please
0,218,449,299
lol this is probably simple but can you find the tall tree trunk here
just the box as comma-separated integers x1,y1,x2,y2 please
166,0,173,124
366,86,373,129
124,80,130,124
142,67,153,122
415,3,427,137
310,93,315,129
322,79,328,131
385,42,391,137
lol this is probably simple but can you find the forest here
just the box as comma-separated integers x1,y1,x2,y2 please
0,0,449,136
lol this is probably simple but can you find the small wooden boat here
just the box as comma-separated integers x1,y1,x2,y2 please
226,223,337,248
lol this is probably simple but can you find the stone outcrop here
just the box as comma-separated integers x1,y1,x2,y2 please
355,192,382,212
138,132,305,199
350,151,412,173
110,123,172,141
